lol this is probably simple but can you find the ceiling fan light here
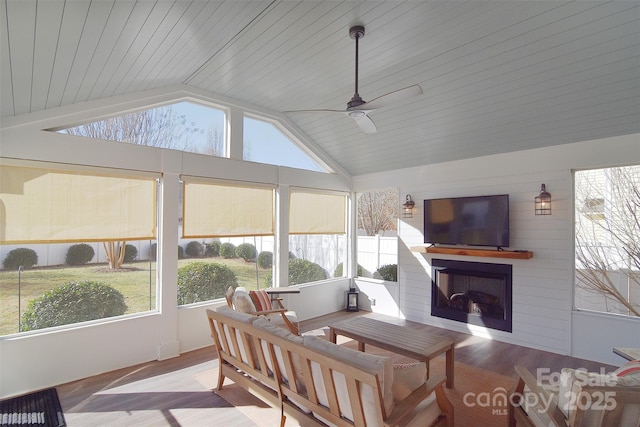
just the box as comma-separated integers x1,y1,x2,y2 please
348,111,366,118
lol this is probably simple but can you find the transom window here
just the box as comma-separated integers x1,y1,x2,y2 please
56,101,226,157
243,116,325,172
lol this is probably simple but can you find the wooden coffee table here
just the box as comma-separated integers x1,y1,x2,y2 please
328,314,455,388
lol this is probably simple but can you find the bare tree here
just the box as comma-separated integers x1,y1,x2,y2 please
64,107,182,148
575,165,640,317
63,107,182,269
357,189,398,236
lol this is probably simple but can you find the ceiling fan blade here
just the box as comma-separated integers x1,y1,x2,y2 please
284,108,345,114
349,113,377,134
359,85,423,110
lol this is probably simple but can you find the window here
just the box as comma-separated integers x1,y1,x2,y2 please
574,165,640,317
288,188,347,284
243,116,325,172
179,178,275,304
0,163,158,334
56,101,226,157
356,189,399,281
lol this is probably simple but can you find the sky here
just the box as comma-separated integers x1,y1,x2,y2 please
174,101,323,172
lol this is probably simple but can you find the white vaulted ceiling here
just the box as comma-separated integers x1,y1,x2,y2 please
1,1,639,176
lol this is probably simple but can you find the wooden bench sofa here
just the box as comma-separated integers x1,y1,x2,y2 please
206,306,454,427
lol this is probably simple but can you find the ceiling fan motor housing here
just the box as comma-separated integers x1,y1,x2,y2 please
349,25,365,40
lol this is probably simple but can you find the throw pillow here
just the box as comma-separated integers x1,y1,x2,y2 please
614,360,640,386
250,290,273,312
233,287,256,313
392,362,427,403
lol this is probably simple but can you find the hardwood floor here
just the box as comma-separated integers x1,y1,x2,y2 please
57,311,619,426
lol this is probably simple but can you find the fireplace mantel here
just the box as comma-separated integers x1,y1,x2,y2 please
411,246,533,260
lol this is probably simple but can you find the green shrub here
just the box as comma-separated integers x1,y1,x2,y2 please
257,251,273,269
20,281,127,331
124,244,138,263
177,262,238,305
264,258,327,287
220,242,236,259
333,262,365,277
177,245,184,259
3,248,38,270
235,243,257,262
205,240,221,257
289,259,327,284
65,243,95,266
185,241,204,258
375,264,398,281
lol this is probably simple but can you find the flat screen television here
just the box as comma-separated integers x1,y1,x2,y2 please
423,194,509,248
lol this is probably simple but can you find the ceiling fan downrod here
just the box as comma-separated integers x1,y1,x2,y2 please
347,25,366,109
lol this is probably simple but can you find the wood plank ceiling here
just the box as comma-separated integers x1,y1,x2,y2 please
2,1,639,176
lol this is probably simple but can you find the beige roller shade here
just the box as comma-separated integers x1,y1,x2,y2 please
289,189,346,234
0,165,157,243
182,179,274,238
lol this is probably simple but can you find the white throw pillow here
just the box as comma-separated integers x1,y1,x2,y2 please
233,287,256,313
392,362,427,403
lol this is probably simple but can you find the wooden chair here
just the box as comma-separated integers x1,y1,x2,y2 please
508,365,640,427
225,286,299,335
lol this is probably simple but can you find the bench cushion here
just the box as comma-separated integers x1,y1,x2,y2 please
214,305,256,363
303,335,394,427
252,317,309,413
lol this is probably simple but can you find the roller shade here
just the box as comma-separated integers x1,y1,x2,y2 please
289,189,346,234
182,179,274,238
0,165,157,243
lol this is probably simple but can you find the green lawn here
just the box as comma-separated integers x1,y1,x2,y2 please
0,256,271,336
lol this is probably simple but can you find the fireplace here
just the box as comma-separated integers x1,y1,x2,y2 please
431,259,512,332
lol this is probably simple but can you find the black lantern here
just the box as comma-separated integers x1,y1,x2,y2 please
535,184,551,215
402,194,415,218
346,287,359,312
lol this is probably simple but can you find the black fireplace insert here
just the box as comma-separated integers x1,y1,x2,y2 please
431,258,512,332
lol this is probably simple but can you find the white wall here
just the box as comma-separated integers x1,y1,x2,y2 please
353,133,640,365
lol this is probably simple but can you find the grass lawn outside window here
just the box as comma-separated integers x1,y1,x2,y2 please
0,256,271,336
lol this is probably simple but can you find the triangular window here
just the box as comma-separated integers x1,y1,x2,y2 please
243,116,326,172
57,101,226,157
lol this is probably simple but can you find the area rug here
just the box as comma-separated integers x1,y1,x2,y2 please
195,332,515,427
0,388,66,426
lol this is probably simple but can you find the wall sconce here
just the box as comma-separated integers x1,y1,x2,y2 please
535,184,551,215
402,194,415,218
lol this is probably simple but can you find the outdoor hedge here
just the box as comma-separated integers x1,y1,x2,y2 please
2,248,38,270
265,258,327,286
177,262,238,305
375,264,398,281
220,242,236,259
334,262,366,278
185,241,204,258
257,251,273,269
235,243,257,262
205,241,221,257
65,243,95,265
124,244,138,263
20,281,127,331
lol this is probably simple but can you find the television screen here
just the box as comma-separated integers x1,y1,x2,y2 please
423,194,509,248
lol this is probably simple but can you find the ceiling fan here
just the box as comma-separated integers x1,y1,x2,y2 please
285,25,422,134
